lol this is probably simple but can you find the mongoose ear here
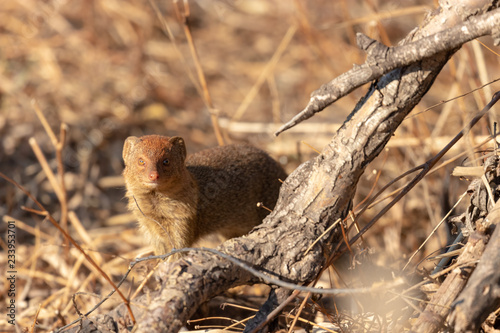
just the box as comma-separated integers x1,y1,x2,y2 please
123,136,141,163
169,136,186,161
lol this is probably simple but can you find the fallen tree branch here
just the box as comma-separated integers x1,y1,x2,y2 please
275,6,500,136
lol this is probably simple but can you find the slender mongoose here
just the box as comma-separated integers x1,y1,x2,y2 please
122,135,286,258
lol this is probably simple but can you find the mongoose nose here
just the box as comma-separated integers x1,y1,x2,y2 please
148,171,159,181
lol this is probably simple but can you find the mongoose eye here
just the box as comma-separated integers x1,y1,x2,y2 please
163,159,169,166
138,159,145,166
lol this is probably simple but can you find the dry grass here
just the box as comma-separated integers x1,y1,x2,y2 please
0,0,499,331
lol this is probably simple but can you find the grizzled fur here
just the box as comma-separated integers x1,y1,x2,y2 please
122,135,286,259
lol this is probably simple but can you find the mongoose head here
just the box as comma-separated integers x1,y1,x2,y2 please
123,135,187,193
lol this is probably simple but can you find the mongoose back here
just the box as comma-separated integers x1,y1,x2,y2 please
122,135,286,258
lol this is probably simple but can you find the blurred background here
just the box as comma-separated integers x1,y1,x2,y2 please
1,0,499,330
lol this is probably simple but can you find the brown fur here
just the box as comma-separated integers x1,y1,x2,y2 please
122,135,286,259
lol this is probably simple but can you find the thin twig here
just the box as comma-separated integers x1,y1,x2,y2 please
408,77,500,120
0,172,136,325
286,292,311,333
55,244,402,332
133,248,405,296
361,135,496,212
402,191,468,270
347,91,500,252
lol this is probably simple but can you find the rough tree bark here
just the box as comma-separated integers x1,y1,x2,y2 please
450,219,500,332
66,1,500,332
448,177,500,333
407,155,500,332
